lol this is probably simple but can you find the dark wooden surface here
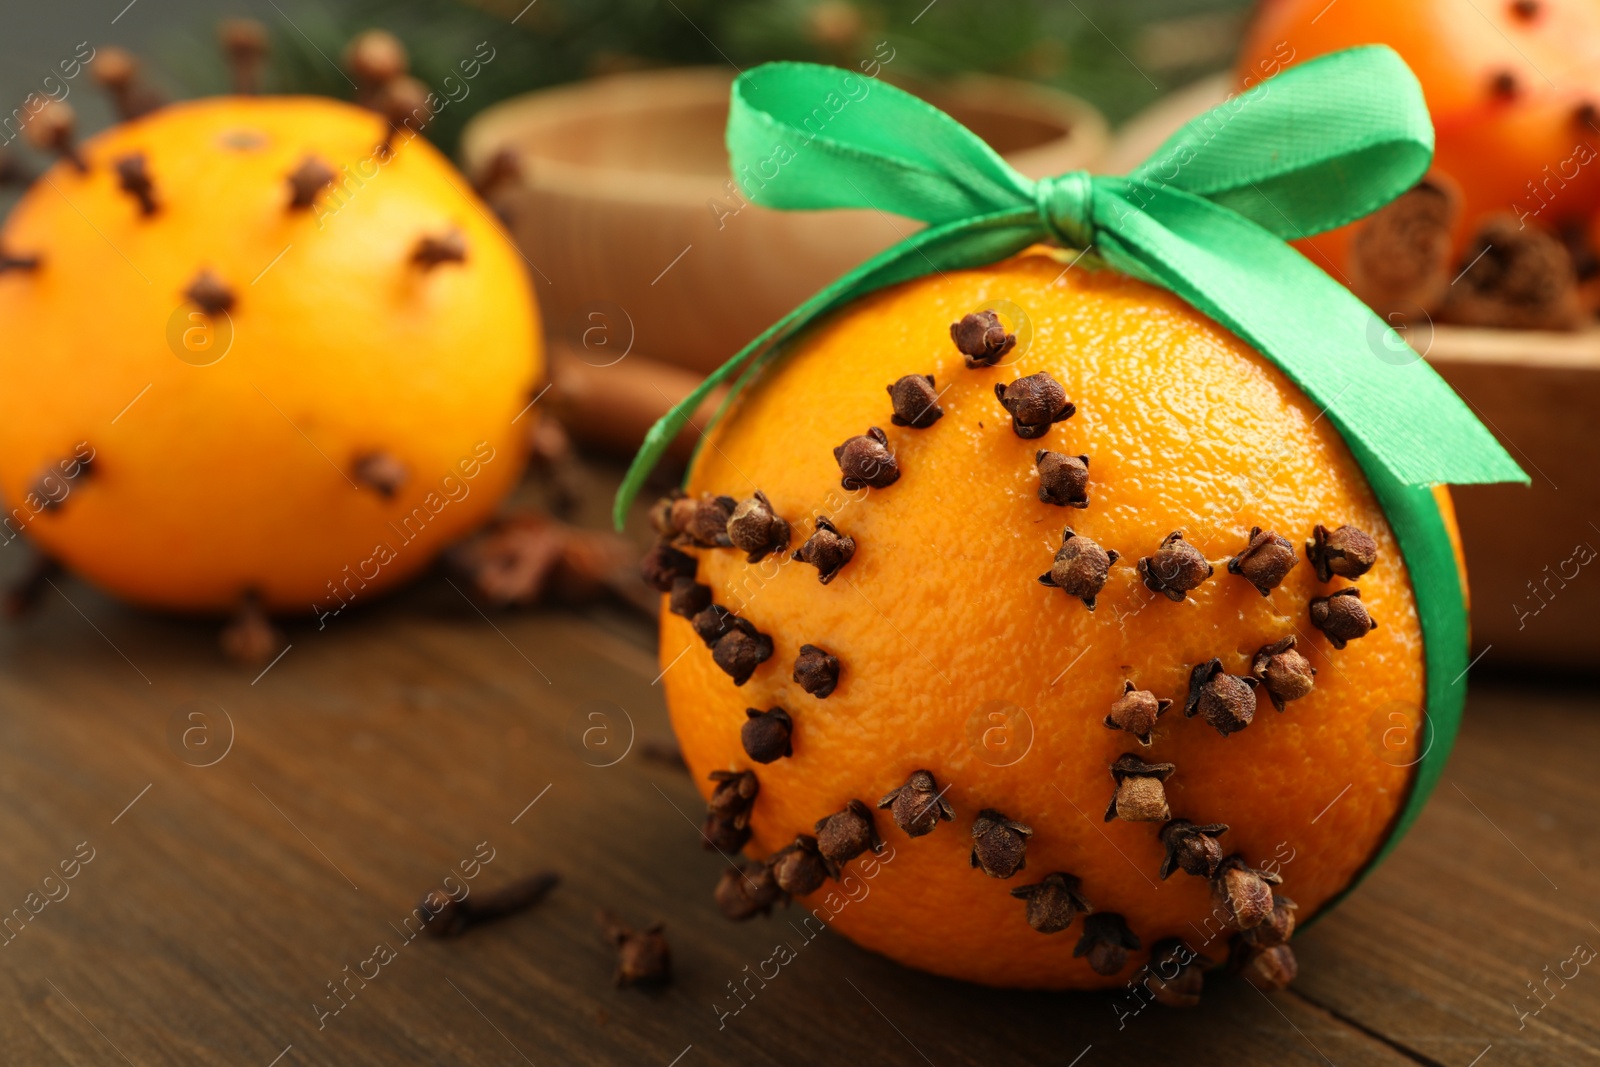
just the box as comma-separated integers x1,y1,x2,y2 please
1,503,1596,1067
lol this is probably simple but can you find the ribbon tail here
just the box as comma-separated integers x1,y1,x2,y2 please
612,210,1046,529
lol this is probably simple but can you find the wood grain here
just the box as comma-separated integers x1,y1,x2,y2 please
0,525,1593,1065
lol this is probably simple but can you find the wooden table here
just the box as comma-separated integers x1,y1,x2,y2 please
1,504,1595,1067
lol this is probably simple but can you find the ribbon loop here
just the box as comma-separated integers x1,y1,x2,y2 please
1032,171,1097,250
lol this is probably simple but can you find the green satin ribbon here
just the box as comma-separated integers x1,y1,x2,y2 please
615,46,1527,884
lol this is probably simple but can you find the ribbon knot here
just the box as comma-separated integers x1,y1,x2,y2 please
1032,171,1096,251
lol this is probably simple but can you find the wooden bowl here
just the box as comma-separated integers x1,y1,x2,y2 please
460,66,1108,375
1106,75,1600,671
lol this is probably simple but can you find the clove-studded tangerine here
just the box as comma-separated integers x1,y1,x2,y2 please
656,250,1463,989
0,66,539,615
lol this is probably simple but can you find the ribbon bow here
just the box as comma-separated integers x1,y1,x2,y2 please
613,47,1528,877
615,45,1524,527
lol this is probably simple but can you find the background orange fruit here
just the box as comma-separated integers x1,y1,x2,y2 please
0,95,539,613
662,248,1448,989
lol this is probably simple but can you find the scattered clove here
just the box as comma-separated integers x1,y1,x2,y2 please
640,539,697,592
1226,527,1296,596
419,872,559,937
1074,912,1140,976
970,809,1031,878
950,310,1015,367
1103,681,1170,745
412,230,468,270
1035,451,1089,508
791,516,855,584
683,494,738,548
1305,523,1377,581
1309,587,1378,649
1212,854,1283,930
1158,819,1229,880
878,769,954,837
770,834,830,896
287,155,336,211
1009,872,1091,934
1241,941,1298,991
711,619,774,685
114,153,158,216
668,577,712,619
887,374,943,428
714,860,787,920
1250,636,1316,711
703,769,759,852
994,372,1074,439
1038,527,1118,610
218,19,270,95
352,450,408,498
814,800,881,873
1184,658,1258,737
792,643,841,698
1104,754,1176,823
740,707,793,763
184,269,236,317
24,100,86,172
1138,530,1213,602
598,910,671,987
1146,938,1209,1008
726,490,790,562
834,427,900,490
219,593,282,667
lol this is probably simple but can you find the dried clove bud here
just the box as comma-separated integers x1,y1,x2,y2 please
1146,938,1210,1008
668,577,712,619
814,800,881,872
792,643,841,698
1309,587,1378,649
377,76,434,156
950,310,1015,367
1104,753,1176,823
690,604,736,646
878,769,954,838
352,450,408,498
598,910,672,987
1212,854,1283,930
1138,530,1213,602
1074,912,1141,976
411,231,468,270
726,490,790,562
994,372,1075,439
741,707,793,763
1511,0,1541,19
887,374,943,428
93,47,164,120
640,539,696,592
0,247,41,273
791,516,855,584
1183,658,1258,737
703,769,759,852
1038,527,1119,610
1036,451,1089,508
711,619,774,685
649,491,686,537
834,427,900,490
1241,942,1298,991
1489,69,1519,101
1240,894,1298,949
419,872,559,937
184,269,235,317
473,148,522,200
287,155,336,211
114,153,158,216
714,861,787,920
344,29,409,99
1104,681,1170,745
1009,872,1091,934
1305,523,1377,581
1250,636,1316,711
970,809,1032,878
684,494,738,548
1158,819,1229,880
1226,527,1296,596
770,834,829,896
218,18,270,95
219,593,282,667
25,100,86,172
